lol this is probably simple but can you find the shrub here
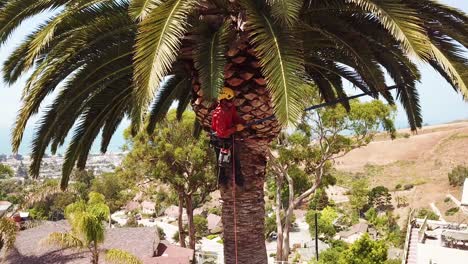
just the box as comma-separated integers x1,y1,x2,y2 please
444,197,451,203
403,184,414,190
448,165,468,186
206,234,218,240
445,207,459,216
395,184,402,190
416,208,439,220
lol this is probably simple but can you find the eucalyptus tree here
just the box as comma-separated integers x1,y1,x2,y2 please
1,0,468,263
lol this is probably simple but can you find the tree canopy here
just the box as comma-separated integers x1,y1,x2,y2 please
1,0,467,187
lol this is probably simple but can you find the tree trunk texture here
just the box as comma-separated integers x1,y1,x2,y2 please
178,191,187,248
275,176,284,262
220,140,269,264
185,194,196,250
191,38,281,264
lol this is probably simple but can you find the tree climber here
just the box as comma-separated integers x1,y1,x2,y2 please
211,87,246,186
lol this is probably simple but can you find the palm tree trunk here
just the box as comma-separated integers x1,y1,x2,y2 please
191,39,281,264
185,194,196,250
177,191,187,248
220,140,269,264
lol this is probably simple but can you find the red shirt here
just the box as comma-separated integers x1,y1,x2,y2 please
211,104,245,138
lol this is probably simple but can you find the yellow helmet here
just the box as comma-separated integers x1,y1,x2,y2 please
218,87,235,101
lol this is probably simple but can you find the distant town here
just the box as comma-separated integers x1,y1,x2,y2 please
0,152,125,179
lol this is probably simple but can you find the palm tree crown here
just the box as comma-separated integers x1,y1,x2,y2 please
0,0,467,188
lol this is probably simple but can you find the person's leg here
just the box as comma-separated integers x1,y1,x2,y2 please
214,146,229,186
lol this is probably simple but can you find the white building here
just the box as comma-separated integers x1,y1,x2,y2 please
141,201,156,215
403,218,468,264
461,178,468,208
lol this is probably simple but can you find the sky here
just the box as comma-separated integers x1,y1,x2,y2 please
0,0,468,155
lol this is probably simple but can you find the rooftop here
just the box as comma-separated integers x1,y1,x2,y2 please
5,221,193,264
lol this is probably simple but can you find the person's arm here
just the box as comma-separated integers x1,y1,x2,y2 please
231,106,246,125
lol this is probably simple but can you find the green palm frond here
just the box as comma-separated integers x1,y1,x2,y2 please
42,232,85,249
194,20,230,101
147,75,187,133
129,0,162,20
74,212,105,245
267,0,303,27
429,43,468,98
242,0,305,125
105,249,143,264
0,217,17,252
346,0,432,59
0,0,70,45
132,0,196,128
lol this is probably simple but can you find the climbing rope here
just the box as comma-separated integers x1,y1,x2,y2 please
245,86,398,127
231,136,239,264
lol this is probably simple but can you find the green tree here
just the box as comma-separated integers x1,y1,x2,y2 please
193,215,209,240
306,207,338,241
268,96,395,261
123,111,216,249
43,192,141,264
350,179,370,216
0,164,14,179
4,1,468,262
339,234,388,264
90,172,131,213
368,186,392,211
448,165,468,186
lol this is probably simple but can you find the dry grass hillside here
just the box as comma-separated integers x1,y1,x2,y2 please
335,121,468,224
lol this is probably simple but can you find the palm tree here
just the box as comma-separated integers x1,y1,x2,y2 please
42,192,141,264
1,0,467,263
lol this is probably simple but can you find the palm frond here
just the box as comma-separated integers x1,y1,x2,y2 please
242,0,305,125
345,0,432,59
194,20,230,101
132,0,196,129
42,232,84,249
105,249,143,264
129,0,162,21
267,0,303,27
147,75,187,133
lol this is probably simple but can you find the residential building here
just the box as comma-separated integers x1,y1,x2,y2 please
6,221,193,264
403,218,468,264
336,222,369,243
141,201,156,215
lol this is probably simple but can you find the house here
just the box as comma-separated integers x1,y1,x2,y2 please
141,240,194,264
402,218,468,264
141,201,156,215
207,214,222,234
6,221,193,264
461,178,468,208
0,200,12,215
164,205,186,220
336,222,369,243
125,201,141,212
295,239,330,262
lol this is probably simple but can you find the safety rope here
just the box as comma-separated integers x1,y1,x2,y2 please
245,85,398,127
231,136,239,264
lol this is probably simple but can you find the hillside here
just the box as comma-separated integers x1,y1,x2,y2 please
335,121,468,223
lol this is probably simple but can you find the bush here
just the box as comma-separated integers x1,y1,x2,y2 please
416,208,439,220
448,165,468,186
444,197,451,203
206,234,218,240
395,184,402,190
403,184,414,190
445,207,459,216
